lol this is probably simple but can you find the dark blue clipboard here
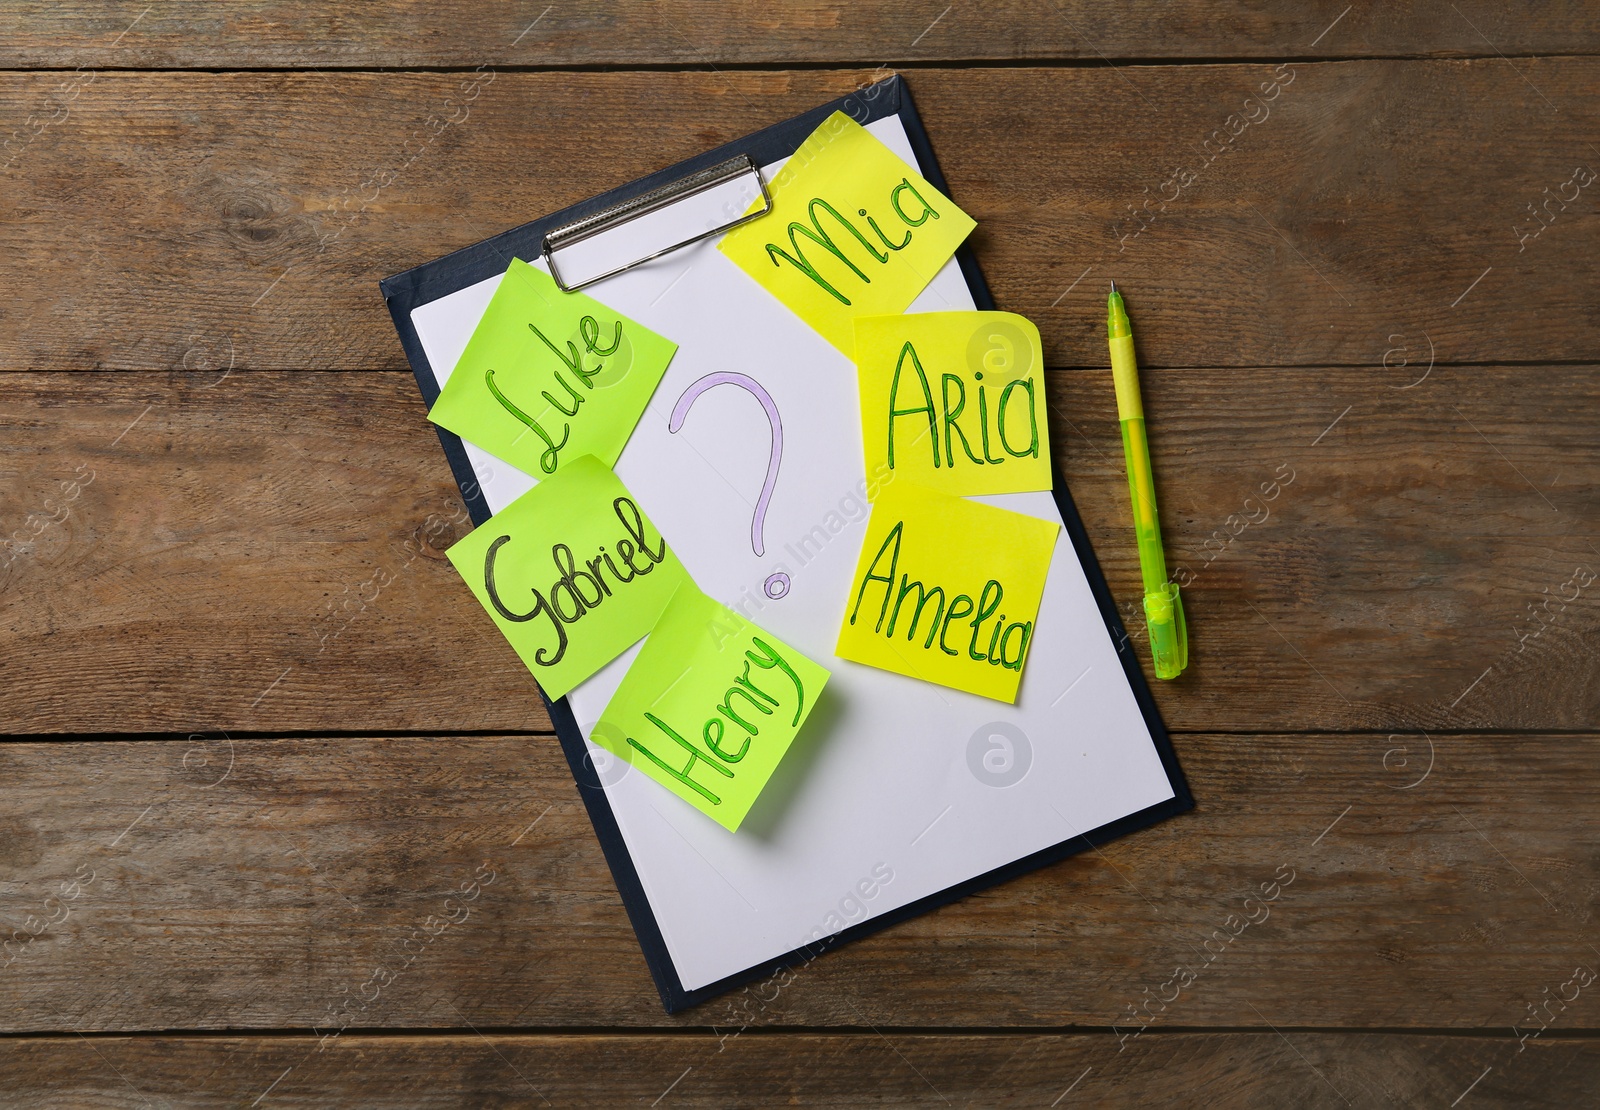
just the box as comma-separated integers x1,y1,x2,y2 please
380,74,1193,1014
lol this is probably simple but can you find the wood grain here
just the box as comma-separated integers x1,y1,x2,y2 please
2,366,1594,736
3,2,1599,68
1,732,1595,1032
2,16,1597,1102
1,1032,1595,1108
1,63,1597,374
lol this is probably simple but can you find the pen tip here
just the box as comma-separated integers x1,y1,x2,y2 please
1109,279,1118,293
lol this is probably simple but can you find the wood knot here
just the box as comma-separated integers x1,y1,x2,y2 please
220,188,290,246
411,514,463,561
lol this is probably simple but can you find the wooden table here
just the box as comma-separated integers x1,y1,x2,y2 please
3,4,1597,1105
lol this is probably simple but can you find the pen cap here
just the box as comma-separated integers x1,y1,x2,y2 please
1143,582,1188,681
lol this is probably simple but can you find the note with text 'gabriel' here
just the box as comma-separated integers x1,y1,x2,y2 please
444,456,691,700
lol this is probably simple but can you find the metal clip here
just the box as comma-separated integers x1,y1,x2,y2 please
543,154,772,291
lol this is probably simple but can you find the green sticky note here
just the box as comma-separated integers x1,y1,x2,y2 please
718,111,976,356
854,311,1053,498
445,456,691,700
428,258,677,478
835,478,1059,704
593,584,830,832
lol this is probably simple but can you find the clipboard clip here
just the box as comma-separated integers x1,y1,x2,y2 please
544,154,772,292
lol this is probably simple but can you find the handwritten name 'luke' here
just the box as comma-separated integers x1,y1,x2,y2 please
482,495,665,667
763,179,943,306
484,313,624,475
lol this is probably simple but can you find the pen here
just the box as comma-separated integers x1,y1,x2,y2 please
1107,282,1187,679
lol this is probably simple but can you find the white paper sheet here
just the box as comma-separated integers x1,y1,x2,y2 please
410,117,1176,992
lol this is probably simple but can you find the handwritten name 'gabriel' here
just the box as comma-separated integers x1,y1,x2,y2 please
481,495,665,666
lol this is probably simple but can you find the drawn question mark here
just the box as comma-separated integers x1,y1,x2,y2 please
668,372,791,600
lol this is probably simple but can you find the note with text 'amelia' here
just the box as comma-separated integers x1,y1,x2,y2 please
836,479,1059,704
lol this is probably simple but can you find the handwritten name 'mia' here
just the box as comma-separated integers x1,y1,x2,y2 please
484,313,624,474
848,521,1033,671
481,495,665,666
764,180,943,306
627,637,807,809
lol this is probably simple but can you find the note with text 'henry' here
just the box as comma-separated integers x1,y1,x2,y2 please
595,584,830,832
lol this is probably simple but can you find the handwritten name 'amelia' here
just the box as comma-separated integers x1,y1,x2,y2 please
847,519,1033,671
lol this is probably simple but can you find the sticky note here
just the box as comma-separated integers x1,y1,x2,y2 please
854,312,1052,498
594,584,830,832
718,111,976,356
428,258,677,479
835,479,1059,703
445,455,691,699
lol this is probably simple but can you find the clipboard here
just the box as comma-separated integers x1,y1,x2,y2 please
380,75,1192,1013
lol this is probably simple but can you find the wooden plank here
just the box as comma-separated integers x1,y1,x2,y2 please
1,732,1595,1032
1,63,1597,373
1061,363,1600,733
0,372,503,735
4,2,1599,69
2,365,1594,736
1,1032,1595,1107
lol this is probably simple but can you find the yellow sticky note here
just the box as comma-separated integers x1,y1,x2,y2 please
835,480,1059,703
854,312,1052,498
594,584,830,832
718,111,976,355
445,456,691,700
428,258,677,479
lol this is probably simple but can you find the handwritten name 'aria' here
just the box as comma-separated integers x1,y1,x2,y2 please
887,340,1039,470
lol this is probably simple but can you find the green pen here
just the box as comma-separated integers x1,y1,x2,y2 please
1107,282,1187,679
